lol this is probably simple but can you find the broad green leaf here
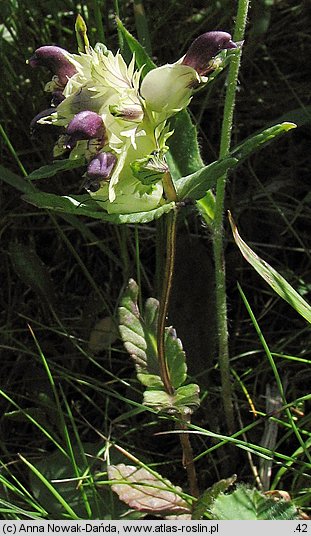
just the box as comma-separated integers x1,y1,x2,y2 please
192,476,237,520
88,317,118,353
119,280,187,390
9,241,56,307
210,485,298,520
165,327,187,389
27,158,85,180
143,384,200,413
108,464,190,515
22,454,79,519
119,280,161,389
229,212,311,324
118,279,148,363
196,191,216,225
0,164,34,194
167,111,203,181
28,445,116,519
175,157,238,201
174,384,200,411
231,122,296,162
116,18,156,76
23,191,175,224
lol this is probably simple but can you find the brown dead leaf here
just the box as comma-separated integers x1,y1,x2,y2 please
108,464,190,515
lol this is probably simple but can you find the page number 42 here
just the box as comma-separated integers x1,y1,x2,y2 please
294,525,308,533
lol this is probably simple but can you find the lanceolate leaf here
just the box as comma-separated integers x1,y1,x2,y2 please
231,122,296,162
175,157,237,201
108,464,190,515
23,191,175,224
0,165,34,194
116,18,156,76
229,212,311,324
174,120,295,201
196,122,296,224
27,158,85,180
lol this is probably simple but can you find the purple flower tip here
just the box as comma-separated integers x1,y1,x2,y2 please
65,111,106,149
28,46,77,87
30,108,56,136
182,31,237,76
51,90,65,106
85,152,117,192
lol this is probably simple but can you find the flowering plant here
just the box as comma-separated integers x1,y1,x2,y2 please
29,25,237,215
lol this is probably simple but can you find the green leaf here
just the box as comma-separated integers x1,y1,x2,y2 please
23,191,175,224
119,280,187,390
229,212,311,324
119,279,155,376
175,157,238,201
9,241,56,307
210,485,299,520
28,445,116,519
27,158,85,180
167,111,203,181
116,18,156,76
0,164,34,194
196,122,296,225
143,384,200,413
164,327,187,388
119,280,199,413
231,122,296,163
173,384,200,411
192,476,237,520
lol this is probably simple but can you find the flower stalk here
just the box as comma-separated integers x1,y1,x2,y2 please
156,170,179,395
156,184,199,498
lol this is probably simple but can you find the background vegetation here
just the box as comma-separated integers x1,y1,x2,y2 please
0,0,310,519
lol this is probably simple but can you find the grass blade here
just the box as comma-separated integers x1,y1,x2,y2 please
229,211,311,324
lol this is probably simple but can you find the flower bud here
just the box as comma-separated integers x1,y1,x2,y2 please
109,103,144,123
28,46,77,87
65,111,106,149
181,31,237,75
84,152,117,192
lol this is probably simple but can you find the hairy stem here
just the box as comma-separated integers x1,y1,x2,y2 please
212,0,250,434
